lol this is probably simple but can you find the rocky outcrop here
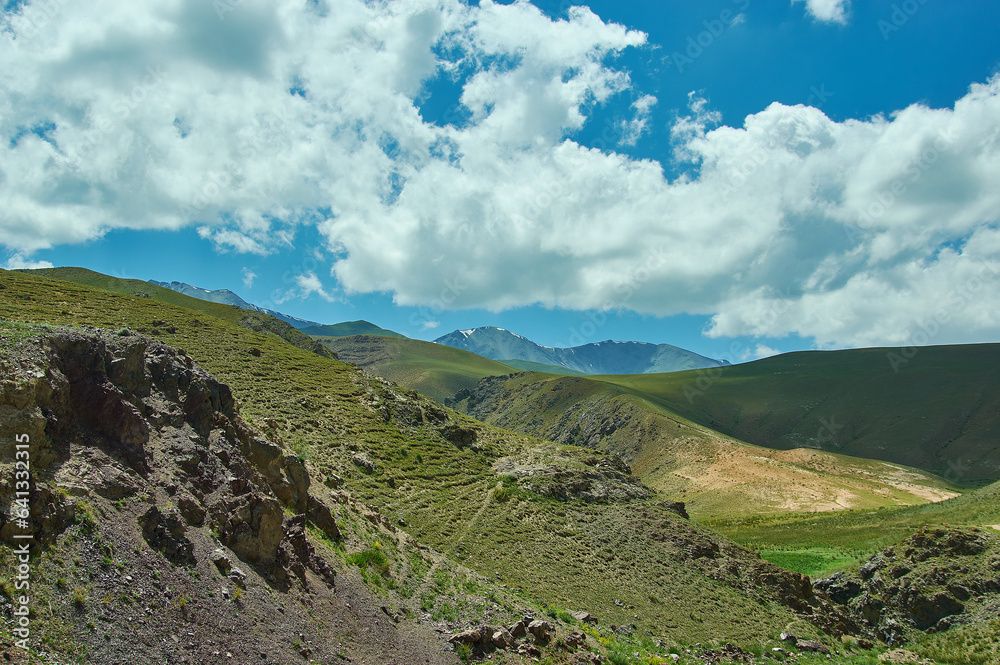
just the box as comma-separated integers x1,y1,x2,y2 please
494,449,652,503
0,328,341,585
814,527,1000,644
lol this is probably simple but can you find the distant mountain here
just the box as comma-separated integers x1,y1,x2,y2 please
148,280,322,330
302,321,405,338
434,326,728,375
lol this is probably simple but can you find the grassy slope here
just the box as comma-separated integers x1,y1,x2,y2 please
706,479,1000,568
591,347,1000,485
18,266,333,359
454,371,960,519
498,358,587,375
0,268,823,650
316,334,521,402
303,320,406,338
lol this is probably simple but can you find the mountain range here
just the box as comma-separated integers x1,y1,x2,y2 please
434,326,729,375
148,279,322,330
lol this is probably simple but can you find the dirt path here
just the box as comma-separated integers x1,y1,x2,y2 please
414,483,496,598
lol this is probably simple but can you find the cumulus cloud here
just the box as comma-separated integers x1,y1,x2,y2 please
4,252,54,270
241,267,257,289
792,0,850,24
2,0,1000,350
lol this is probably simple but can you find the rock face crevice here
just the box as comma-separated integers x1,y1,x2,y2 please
0,327,340,584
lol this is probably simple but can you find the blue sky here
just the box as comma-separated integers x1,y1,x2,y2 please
3,0,1000,362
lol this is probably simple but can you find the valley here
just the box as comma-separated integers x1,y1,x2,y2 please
2,267,1000,664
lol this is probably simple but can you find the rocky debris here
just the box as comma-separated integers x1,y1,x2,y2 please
814,526,1000,643
278,514,337,588
494,448,652,503
570,610,598,624
878,649,934,664
139,506,195,565
696,643,755,663
796,639,832,654
509,620,527,638
564,630,587,648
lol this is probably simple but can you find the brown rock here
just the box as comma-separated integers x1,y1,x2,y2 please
491,628,515,650
570,610,598,624
527,619,553,642
448,628,482,645
508,621,527,638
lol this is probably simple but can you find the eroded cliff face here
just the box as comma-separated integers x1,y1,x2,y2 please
0,327,455,664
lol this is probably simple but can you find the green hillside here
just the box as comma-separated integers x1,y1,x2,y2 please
303,320,406,338
18,266,333,359
2,267,841,654
590,347,1000,485
452,371,961,519
315,334,518,402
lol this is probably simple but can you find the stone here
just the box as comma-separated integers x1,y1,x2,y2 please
570,610,598,624
527,619,553,642
211,548,232,574
306,495,341,541
797,640,831,655
177,496,206,526
508,621,527,638
448,628,482,645
491,628,515,650
214,493,284,562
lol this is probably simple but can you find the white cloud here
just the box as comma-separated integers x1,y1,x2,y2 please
2,1,1000,350
619,94,657,147
295,272,335,302
792,0,851,23
752,344,781,360
4,252,54,270
792,0,850,24
241,267,257,289
422,320,441,331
